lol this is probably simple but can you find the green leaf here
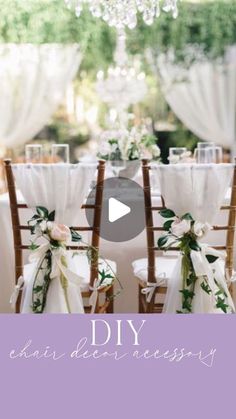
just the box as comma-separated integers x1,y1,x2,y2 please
179,289,195,299
159,209,176,219
50,239,61,248
29,214,41,222
48,210,56,221
200,281,212,295
206,255,219,264
189,241,201,251
216,296,228,314
33,286,43,294
29,242,40,251
186,275,195,287
99,269,114,285
163,220,174,231
181,255,191,282
157,235,169,249
70,229,82,243
36,206,48,218
181,213,194,221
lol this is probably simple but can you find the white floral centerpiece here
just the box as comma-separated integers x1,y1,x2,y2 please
97,127,161,178
98,126,161,162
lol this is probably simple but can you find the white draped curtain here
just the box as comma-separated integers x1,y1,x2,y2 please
156,46,236,151
0,44,82,148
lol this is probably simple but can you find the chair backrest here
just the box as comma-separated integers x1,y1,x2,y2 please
142,159,236,287
0,159,6,194
4,159,105,313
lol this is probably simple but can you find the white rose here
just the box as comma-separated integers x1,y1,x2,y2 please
150,144,161,158
99,141,111,156
46,221,53,231
193,221,211,238
140,148,152,160
171,218,191,237
50,223,71,243
111,142,119,153
39,220,47,233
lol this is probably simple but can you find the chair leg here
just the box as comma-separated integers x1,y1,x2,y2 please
139,285,147,313
146,297,155,313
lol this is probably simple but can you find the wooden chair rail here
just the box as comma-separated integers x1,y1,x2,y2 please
16,225,95,232
152,245,231,251
147,225,235,232
147,205,236,211
15,203,100,210
15,245,90,251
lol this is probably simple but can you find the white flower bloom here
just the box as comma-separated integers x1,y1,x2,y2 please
193,221,212,238
181,151,192,159
39,220,47,233
140,147,152,160
47,221,53,231
34,224,43,240
168,155,180,164
150,144,161,158
99,141,111,156
110,142,119,153
50,223,71,243
171,218,191,237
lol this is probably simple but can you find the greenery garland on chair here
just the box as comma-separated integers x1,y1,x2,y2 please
25,206,120,313
157,209,234,314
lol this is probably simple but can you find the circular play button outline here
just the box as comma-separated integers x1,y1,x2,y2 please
85,177,145,242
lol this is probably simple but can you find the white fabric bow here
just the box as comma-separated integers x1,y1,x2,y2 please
29,243,84,286
10,276,24,309
141,273,166,303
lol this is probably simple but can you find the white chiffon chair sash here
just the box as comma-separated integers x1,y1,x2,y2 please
12,163,97,225
155,163,233,223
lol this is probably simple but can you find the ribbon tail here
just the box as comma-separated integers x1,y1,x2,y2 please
10,276,24,310
89,289,98,313
141,286,155,303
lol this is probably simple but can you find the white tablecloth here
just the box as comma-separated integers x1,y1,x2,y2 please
0,188,234,313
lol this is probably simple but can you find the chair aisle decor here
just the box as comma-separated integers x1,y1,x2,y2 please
133,159,236,314
4,159,116,314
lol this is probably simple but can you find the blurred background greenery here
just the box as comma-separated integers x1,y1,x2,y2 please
0,0,235,162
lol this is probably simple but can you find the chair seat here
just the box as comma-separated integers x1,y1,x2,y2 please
133,257,226,287
132,256,178,287
68,253,116,292
24,253,116,293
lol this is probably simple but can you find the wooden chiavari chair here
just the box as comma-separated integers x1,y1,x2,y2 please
133,158,236,313
4,159,114,314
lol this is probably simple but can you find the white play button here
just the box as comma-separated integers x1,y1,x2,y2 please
108,197,131,223
86,177,145,242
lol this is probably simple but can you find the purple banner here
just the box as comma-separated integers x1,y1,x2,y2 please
0,315,235,418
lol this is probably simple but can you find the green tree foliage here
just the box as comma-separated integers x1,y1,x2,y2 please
0,1,235,70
